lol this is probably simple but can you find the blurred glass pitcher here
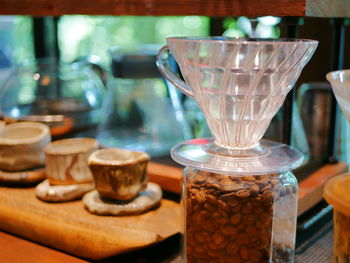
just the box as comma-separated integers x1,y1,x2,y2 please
0,57,106,136
97,45,192,157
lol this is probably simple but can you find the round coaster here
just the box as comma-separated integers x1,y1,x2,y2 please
0,167,45,184
83,182,162,216
36,179,94,202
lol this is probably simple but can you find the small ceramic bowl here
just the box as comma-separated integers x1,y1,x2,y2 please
0,122,51,171
45,138,99,185
88,148,150,201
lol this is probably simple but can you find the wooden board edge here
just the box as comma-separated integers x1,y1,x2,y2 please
297,162,348,215
0,202,160,260
148,162,182,194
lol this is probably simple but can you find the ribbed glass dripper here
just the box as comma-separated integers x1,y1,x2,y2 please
159,37,318,156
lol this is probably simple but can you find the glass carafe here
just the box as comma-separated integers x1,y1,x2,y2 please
97,45,192,157
0,57,105,136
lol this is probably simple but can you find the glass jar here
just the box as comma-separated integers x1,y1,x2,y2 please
183,168,298,263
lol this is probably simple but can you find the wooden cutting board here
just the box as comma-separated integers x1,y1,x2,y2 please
0,186,180,260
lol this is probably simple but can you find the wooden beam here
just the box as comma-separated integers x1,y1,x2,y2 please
0,0,308,17
306,0,350,17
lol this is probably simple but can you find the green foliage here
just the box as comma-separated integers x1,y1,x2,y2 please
58,16,210,65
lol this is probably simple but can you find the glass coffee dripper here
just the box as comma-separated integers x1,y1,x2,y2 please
157,37,318,263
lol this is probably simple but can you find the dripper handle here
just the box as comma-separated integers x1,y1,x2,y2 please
156,45,193,97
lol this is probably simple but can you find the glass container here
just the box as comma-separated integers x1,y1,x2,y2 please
97,45,191,157
184,168,298,263
0,57,105,136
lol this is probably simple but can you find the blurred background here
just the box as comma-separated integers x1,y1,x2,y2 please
0,15,350,168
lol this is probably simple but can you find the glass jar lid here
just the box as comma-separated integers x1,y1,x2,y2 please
171,138,304,175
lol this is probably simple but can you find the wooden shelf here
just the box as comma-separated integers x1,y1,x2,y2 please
0,0,349,17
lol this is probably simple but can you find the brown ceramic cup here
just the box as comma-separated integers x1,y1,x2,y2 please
88,148,150,201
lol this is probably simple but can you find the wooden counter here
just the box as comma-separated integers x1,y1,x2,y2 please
0,231,88,263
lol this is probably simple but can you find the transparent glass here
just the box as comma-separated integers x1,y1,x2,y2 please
157,37,318,154
0,58,105,132
97,45,192,157
327,70,350,122
97,77,190,157
183,168,298,263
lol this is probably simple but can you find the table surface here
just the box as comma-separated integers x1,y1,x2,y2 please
0,230,182,263
0,0,350,17
0,231,88,263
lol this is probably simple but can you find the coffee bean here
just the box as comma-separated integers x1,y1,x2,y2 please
240,246,249,260
193,173,208,183
194,210,208,225
236,189,250,198
231,203,242,213
225,241,239,255
213,232,225,245
212,212,220,219
207,249,220,258
220,179,242,192
257,179,269,187
236,233,249,245
218,200,230,211
250,184,260,196
261,184,272,192
215,217,229,225
249,248,262,261
242,202,253,214
243,175,255,181
220,225,238,236
186,199,192,211
194,231,206,242
204,203,216,212
238,223,246,230
208,241,223,250
195,244,205,253
203,221,216,232
258,174,270,180
195,190,206,203
221,192,236,200
242,214,255,225
230,213,241,225
218,208,228,217
246,225,258,237
262,190,275,203
226,198,239,207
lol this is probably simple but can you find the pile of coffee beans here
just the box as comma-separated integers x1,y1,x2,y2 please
185,169,296,263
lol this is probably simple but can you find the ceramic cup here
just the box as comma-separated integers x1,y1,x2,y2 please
0,122,51,171
45,138,99,185
88,148,150,201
